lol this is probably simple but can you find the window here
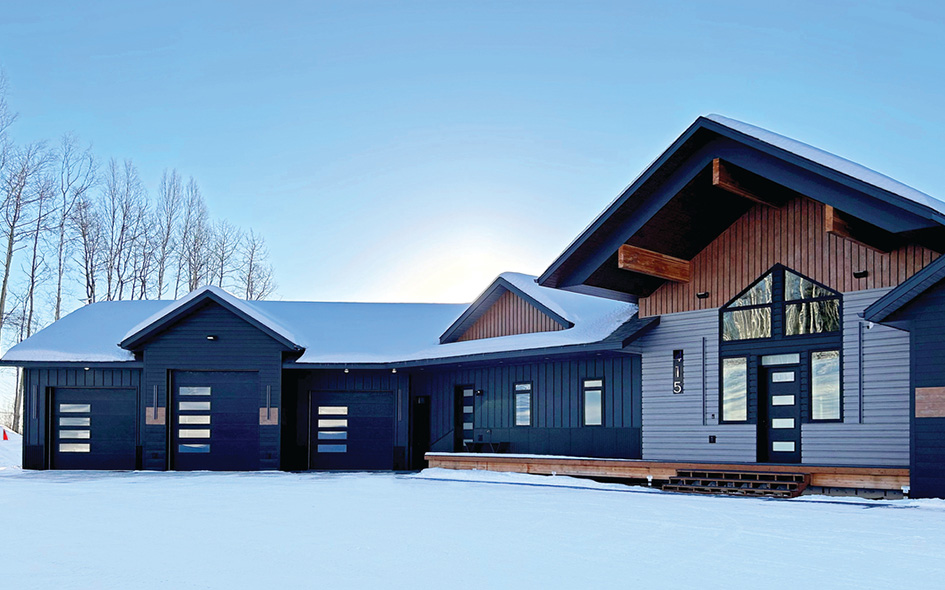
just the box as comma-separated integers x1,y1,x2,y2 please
721,274,773,341
721,357,748,422
721,267,840,341
811,350,841,420
583,379,603,426
785,271,840,336
514,383,532,426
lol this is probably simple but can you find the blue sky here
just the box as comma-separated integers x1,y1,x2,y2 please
1,1,943,303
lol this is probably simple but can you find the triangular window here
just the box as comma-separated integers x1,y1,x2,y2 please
721,266,840,341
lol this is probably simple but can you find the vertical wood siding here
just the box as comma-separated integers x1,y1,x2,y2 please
457,290,565,341
640,197,940,317
415,355,641,459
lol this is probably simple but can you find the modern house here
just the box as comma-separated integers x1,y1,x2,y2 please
5,115,944,498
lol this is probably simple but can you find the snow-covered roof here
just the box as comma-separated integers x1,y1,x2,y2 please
2,275,637,366
120,285,301,349
498,271,626,326
706,114,945,216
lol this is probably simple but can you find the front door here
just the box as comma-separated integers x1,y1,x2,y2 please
759,367,801,463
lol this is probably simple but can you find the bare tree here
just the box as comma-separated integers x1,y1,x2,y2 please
24,173,54,337
209,219,242,289
237,229,275,300
101,159,146,300
179,177,211,292
51,134,95,320
154,169,182,298
0,142,49,343
72,197,104,304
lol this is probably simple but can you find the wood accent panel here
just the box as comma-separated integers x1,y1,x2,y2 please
824,205,897,253
916,387,945,418
145,407,165,425
457,290,565,342
712,158,779,207
618,245,691,282
639,196,940,317
426,453,910,491
259,407,279,425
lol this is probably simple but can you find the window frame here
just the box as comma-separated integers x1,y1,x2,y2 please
809,348,843,423
513,381,533,427
582,378,604,427
719,355,750,424
719,265,842,343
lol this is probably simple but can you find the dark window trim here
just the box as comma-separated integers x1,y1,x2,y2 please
513,381,533,427
719,355,750,424
582,377,604,427
808,348,843,424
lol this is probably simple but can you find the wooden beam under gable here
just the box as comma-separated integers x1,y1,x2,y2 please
618,245,691,283
824,204,898,253
712,158,782,207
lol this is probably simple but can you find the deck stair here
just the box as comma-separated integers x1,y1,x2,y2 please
662,469,810,498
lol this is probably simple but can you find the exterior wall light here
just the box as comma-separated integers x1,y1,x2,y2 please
206,335,218,341
853,270,869,279
696,292,710,299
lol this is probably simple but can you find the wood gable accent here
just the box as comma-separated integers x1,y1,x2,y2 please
456,290,566,342
618,245,691,283
639,196,940,317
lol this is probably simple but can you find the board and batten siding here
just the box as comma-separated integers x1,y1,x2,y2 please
637,308,756,462
802,288,910,467
416,354,641,459
457,290,565,342
141,301,286,470
639,197,939,317
21,367,143,469
637,288,910,466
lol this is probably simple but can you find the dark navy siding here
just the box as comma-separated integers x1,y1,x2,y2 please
282,369,411,471
141,300,286,470
887,280,945,497
414,354,641,459
21,367,143,469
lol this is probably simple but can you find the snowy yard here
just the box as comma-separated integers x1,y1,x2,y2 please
1,436,944,589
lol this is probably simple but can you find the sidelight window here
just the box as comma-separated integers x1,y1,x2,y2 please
811,350,841,421
721,357,748,422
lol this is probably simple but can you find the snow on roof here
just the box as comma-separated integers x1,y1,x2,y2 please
706,114,945,216
2,274,636,365
497,272,630,326
121,285,301,347
2,300,168,363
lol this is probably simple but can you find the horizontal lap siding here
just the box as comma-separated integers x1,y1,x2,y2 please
416,355,640,459
457,290,564,341
637,308,756,462
802,289,909,466
640,197,939,317
22,368,142,469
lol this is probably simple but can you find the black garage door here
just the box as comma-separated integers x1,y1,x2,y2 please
51,388,136,470
172,371,260,471
310,391,394,470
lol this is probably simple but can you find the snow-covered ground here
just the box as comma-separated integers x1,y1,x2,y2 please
1,440,944,589
0,427,21,469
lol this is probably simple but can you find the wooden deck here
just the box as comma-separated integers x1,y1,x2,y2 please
425,453,910,491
